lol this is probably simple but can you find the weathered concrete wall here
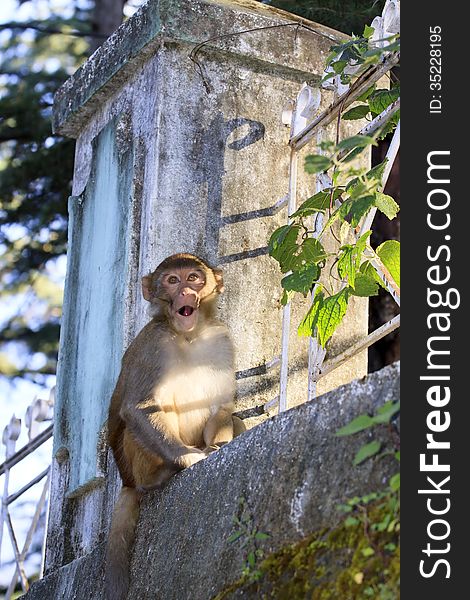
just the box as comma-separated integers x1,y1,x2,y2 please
25,362,399,600
47,0,370,577
55,117,134,491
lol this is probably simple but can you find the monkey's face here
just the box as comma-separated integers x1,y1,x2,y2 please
142,254,224,332
159,267,209,332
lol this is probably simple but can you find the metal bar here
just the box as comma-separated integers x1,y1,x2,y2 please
307,339,326,401
265,356,281,370
0,466,9,560
336,98,400,162
6,467,50,506
5,511,29,593
364,246,400,306
264,396,279,412
357,98,400,138
357,120,400,237
278,149,298,413
307,129,328,401
0,426,17,564
318,315,400,379
290,53,400,151
6,472,50,599
0,425,53,477
268,194,289,215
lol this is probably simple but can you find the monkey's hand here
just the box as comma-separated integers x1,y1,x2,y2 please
177,448,207,469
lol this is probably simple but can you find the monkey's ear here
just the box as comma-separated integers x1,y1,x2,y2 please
141,275,153,301
213,268,224,293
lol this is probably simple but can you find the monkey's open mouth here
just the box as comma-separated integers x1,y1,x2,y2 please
178,306,195,317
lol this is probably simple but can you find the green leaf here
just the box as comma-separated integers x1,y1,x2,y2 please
338,245,358,287
356,229,373,255
346,177,377,201
321,70,337,83
298,290,323,337
228,531,243,543
322,203,344,231
395,451,401,462
277,237,328,274
332,59,348,74
336,413,375,436
342,104,370,121
337,231,371,288
375,514,392,532
344,195,376,228
268,224,301,272
362,547,375,557
356,84,376,103
280,288,295,306
363,24,375,39
366,159,388,184
281,265,320,295
318,140,335,152
290,188,343,219
337,135,376,152
387,519,399,532
316,288,349,347
353,440,382,465
361,492,379,504
344,516,360,527
360,261,386,291
255,532,270,541
375,192,399,220
372,400,400,424
389,473,400,491
376,240,400,287
347,159,388,195
347,496,362,506
364,38,400,58
268,224,297,260
359,240,400,292
350,273,379,297
247,552,256,567
341,146,368,164
301,238,329,265
368,87,400,116
305,154,332,174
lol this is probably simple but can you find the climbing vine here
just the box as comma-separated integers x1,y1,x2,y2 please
269,26,400,348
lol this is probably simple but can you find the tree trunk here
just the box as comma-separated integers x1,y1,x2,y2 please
89,0,126,54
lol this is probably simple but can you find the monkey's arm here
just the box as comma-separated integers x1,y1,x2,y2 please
121,399,205,469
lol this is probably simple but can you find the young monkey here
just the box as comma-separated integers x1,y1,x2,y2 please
105,253,243,600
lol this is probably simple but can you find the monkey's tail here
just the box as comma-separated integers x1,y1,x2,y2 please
105,486,140,600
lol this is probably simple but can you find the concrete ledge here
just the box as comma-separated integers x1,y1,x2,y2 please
25,362,399,599
53,0,346,136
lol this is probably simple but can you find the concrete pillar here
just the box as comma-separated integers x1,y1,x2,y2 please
46,0,368,574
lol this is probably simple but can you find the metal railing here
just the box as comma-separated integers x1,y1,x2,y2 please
265,0,400,412
0,389,54,598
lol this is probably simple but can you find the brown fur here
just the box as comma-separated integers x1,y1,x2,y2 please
104,254,244,599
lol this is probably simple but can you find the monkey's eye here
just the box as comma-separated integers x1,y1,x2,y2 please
167,275,179,284
187,273,200,282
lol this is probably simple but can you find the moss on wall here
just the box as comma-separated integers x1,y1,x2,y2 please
214,495,400,600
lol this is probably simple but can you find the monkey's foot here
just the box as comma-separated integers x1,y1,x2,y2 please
203,444,221,455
